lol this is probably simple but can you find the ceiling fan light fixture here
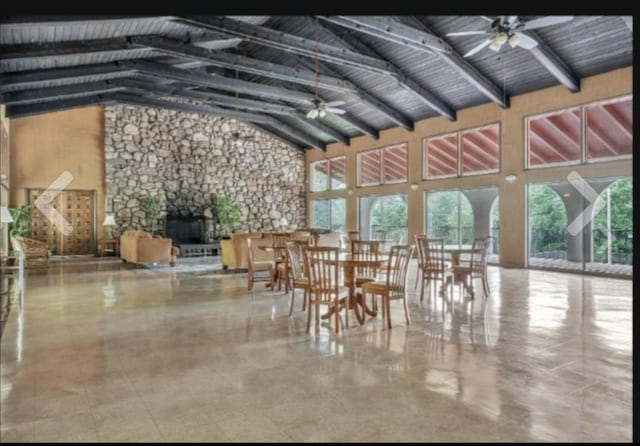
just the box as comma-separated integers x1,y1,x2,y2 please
508,33,520,48
489,32,508,51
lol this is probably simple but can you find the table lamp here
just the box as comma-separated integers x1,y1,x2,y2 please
103,214,116,238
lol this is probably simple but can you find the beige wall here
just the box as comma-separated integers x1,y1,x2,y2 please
306,67,632,268
9,105,106,243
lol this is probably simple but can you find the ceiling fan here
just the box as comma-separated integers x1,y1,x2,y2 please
306,16,347,120
447,16,574,58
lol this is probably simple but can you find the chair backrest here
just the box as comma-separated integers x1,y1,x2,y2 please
371,229,387,241
347,231,360,241
385,245,414,297
316,231,342,249
350,240,380,280
414,236,445,274
303,246,341,303
272,232,291,259
286,239,308,280
471,236,492,275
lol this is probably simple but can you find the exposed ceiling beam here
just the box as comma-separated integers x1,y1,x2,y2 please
525,31,580,92
0,62,134,92
326,16,508,109
291,113,350,146
177,16,398,76
131,35,356,94
0,80,126,105
111,78,297,115
248,123,305,151
293,55,413,131
317,18,455,121
107,92,274,123
265,116,326,150
116,60,315,105
325,16,451,54
5,95,113,118
0,16,174,26
0,37,137,60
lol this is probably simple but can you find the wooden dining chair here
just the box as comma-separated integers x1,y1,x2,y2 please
272,232,292,291
413,235,451,302
361,244,414,329
452,236,493,298
285,240,310,315
303,246,349,334
246,237,275,291
349,240,381,290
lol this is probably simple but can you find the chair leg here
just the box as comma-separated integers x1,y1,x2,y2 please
335,299,340,334
248,272,253,291
302,290,307,311
315,301,320,331
482,275,490,297
289,289,296,316
403,295,411,326
385,295,392,329
306,299,313,333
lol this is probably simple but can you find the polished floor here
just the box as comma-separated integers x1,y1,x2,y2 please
0,257,633,442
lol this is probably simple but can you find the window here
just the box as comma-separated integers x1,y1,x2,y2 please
423,124,500,179
358,194,408,244
310,156,346,192
526,95,632,168
357,143,407,186
311,198,346,233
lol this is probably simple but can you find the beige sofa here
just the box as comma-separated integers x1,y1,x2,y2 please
120,230,177,267
221,232,280,270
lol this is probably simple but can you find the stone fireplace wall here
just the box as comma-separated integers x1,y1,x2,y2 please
104,105,306,240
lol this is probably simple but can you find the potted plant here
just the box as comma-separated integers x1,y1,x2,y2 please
141,196,162,235
215,195,241,239
9,204,32,237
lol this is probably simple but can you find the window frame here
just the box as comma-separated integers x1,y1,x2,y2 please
357,142,408,187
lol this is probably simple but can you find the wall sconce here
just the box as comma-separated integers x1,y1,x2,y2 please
505,175,517,184
347,189,354,196
410,183,419,191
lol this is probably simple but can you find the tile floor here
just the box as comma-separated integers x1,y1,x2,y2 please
0,257,633,442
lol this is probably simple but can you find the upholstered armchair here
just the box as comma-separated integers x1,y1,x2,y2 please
10,235,50,267
120,230,178,267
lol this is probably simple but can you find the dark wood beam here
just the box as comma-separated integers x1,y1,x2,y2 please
176,16,398,76
292,112,350,146
131,35,356,94
110,78,297,115
325,16,451,54
5,95,112,118
293,54,414,131
317,18,456,121
117,60,315,105
0,80,126,105
0,37,136,60
334,112,379,140
0,63,133,92
106,92,274,123
325,16,508,109
525,31,580,93
248,123,306,151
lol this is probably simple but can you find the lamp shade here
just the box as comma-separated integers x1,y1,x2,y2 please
0,206,13,224
103,215,116,226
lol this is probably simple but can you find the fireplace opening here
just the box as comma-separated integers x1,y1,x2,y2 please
165,216,205,245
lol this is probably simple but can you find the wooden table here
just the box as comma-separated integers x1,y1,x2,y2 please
321,253,384,326
443,245,478,297
98,238,120,257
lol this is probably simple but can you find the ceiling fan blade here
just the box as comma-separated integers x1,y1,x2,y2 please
480,16,494,22
523,16,573,30
325,100,346,107
446,30,490,36
514,32,538,49
463,38,492,57
307,109,319,119
325,107,346,114
506,16,519,25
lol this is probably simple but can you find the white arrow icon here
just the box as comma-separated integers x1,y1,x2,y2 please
34,171,74,236
566,171,605,236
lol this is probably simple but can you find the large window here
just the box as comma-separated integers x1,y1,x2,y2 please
526,95,632,168
310,156,346,192
359,194,408,244
423,124,500,179
311,198,346,233
357,143,407,186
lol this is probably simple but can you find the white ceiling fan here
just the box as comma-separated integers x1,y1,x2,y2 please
447,16,574,58
306,16,347,119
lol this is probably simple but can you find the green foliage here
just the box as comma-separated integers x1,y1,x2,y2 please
528,184,568,254
9,204,32,237
592,178,632,263
426,191,473,245
141,196,162,233
215,195,241,238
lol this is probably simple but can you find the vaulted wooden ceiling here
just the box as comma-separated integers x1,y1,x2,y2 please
0,15,632,151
